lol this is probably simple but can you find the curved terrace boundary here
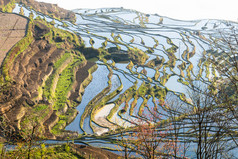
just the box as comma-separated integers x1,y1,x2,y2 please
0,13,28,66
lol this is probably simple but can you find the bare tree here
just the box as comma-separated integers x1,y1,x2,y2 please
205,28,238,151
117,99,188,159
165,93,190,158
185,81,233,159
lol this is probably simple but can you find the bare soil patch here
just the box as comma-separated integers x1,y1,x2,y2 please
70,143,121,159
0,13,28,66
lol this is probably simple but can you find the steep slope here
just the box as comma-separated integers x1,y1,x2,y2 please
0,1,237,157
0,14,97,140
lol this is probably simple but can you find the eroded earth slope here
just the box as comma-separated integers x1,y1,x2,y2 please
0,15,96,140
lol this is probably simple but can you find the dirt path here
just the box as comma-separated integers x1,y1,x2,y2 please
70,143,121,159
0,13,28,66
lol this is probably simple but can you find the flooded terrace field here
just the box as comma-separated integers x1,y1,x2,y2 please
11,4,238,157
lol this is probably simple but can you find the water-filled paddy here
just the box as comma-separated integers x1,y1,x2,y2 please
10,4,238,157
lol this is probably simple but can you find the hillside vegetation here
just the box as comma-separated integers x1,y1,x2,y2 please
0,0,237,158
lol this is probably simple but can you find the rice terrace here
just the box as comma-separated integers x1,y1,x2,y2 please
0,0,237,158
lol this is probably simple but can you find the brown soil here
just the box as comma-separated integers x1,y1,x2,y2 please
17,0,76,23
69,61,95,102
0,16,99,140
43,110,59,139
0,5,121,159
0,20,66,138
0,21,68,137
0,13,28,66
70,143,121,159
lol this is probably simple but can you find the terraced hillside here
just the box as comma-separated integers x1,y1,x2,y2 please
63,7,237,135
0,1,237,158
55,8,238,158
0,11,98,140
